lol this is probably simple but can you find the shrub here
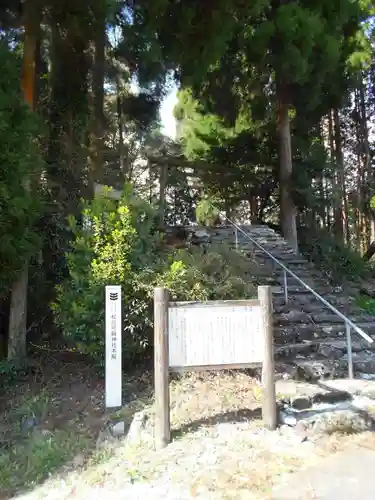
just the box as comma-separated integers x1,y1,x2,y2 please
356,295,375,315
165,245,256,300
52,187,159,366
298,226,370,283
52,188,255,367
196,197,221,226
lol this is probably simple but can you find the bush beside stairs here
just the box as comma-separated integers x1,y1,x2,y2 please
206,224,375,381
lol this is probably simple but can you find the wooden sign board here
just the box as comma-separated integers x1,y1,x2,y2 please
153,286,277,450
168,300,264,371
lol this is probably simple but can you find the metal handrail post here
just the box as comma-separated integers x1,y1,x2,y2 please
215,210,373,346
283,269,288,304
346,322,354,379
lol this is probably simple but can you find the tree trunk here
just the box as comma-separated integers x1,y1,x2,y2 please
8,0,39,361
363,241,375,261
328,110,342,242
276,81,298,251
159,164,168,228
90,6,106,188
316,120,325,228
354,88,365,251
249,195,258,223
358,76,372,249
47,5,90,215
332,108,346,244
116,76,126,180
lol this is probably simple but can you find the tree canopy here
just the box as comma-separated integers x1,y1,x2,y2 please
0,0,374,361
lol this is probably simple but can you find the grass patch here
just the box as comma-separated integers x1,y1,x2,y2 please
0,351,153,497
0,390,93,494
357,295,375,315
0,428,90,492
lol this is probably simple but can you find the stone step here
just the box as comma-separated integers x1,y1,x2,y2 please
264,259,311,267
276,379,375,438
274,339,375,359
274,312,374,326
271,271,317,281
236,238,290,245
274,322,375,343
240,252,312,268
237,248,293,257
253,247,293,253
208,225,375,378
274,302,364,316
274,277,332,289
273,260,315,267
277,351,375,378
275,377,362,403
349,351,375,373
251,245,296,252
236,235,286,242
273,270,330,281
252,251,303,260
272,285,336,295
273,295,357,308
274,268,326,277
238,244,290,251
237,226,277,233
275,339,357,355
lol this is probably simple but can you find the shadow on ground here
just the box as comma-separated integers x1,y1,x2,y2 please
172,407,262,439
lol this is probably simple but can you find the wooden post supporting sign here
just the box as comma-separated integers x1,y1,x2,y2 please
153,284,277,449
154,287,170,449
258,285,277,430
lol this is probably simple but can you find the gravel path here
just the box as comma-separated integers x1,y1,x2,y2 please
12,375,375,500
13,420,325,500
271,448,375,499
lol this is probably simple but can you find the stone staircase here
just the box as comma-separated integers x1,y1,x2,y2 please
208,224,375,380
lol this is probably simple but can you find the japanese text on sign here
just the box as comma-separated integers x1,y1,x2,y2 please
105,286,122,408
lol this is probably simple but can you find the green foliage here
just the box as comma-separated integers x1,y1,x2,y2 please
0,396,90,493
52,188,255,366
163,166,197,225
0,359,32,388
175,87,278,215
121,93,160,131
357,295,375,315
299,227,370,283
196,197,221,226
291,136,328,211
175,88,231,159
0,43,43,294
52,187,159,365
166,245,256,300
169,0,372,227
134,0,263,85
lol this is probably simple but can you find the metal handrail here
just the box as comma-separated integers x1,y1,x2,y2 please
215,214,373,378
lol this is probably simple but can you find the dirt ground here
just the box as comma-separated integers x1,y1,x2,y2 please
2,353,375,500
0,350,152,498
